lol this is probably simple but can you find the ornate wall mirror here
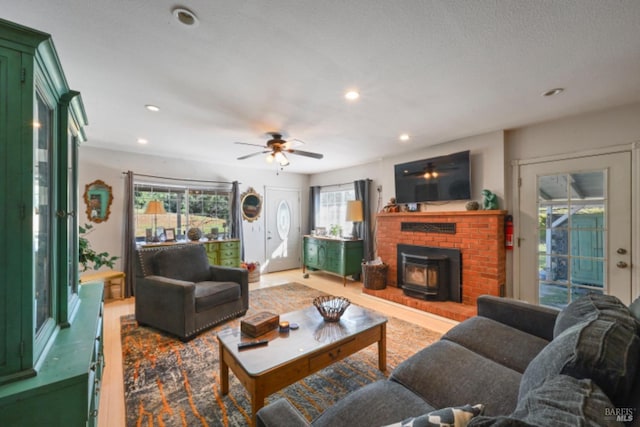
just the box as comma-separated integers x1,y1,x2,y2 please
240,187,263,222
83,179,113,223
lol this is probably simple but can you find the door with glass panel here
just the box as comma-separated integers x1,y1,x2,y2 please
518,152,632,307
265,187,301,272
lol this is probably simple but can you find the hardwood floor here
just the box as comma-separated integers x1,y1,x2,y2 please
98,268,458,427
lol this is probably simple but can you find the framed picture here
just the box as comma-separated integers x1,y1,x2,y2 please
145,228,153,242
165,228,176,242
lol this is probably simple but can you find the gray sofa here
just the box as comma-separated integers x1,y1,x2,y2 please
134,244,248,340
257,294,640,427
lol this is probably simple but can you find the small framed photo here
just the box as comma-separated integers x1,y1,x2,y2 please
165,228,176,242
145,228,153,242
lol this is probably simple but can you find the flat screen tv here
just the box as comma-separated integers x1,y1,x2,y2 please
394,150,471,203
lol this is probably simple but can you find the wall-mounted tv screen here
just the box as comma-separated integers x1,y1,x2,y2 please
394,150,471,203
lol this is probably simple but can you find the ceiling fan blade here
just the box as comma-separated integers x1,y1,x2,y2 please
287,149,324,159
234,141,267,148
237,150,269,160
282,138,305,149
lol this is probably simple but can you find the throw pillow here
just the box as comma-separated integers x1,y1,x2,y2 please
519,318,640,406
553,293,637,338
470,376,623,427
513,376,622,427
383,404,485,427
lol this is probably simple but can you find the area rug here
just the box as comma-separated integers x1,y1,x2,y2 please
121,282,441,426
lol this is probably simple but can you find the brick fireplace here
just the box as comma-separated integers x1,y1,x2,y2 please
365,210,507,321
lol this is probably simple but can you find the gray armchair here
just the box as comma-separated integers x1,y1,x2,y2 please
134,244,248,340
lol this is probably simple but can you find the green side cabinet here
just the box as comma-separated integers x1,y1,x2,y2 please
303,235,363,285
203,239,241,267
0,282,105,426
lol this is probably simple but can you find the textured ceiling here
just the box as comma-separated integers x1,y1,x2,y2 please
2,1,640,173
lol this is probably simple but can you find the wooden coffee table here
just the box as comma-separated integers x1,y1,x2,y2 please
217,304,387,426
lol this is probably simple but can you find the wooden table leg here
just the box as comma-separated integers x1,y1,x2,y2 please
251,385,265,427
219,339,229,395
378,322,387,371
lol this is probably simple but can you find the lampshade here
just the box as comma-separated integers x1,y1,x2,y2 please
346,200,364,222
144,200,166,215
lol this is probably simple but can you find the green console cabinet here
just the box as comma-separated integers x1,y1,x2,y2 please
204,239,241,267
303,235,364,285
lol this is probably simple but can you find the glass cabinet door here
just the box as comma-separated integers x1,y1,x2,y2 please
33,89,54,337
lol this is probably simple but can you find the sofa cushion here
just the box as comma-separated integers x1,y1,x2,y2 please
553,293,638,338
519,318,640,406
153,245,211,283
384,404,485,427
312,380,436,427
442,317,549,373
470,375,623,427
194,281,240,312
391,340,521,416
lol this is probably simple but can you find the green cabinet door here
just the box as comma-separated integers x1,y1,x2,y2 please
0,45,25,380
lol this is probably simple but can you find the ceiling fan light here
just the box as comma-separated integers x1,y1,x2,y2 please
266,153,275,163
274,151,286,163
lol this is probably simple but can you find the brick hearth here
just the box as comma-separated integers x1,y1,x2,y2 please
366,210,507,321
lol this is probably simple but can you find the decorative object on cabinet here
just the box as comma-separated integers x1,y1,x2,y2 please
345,200,364,238
144,200,166,242
465,200,480,211
240,187,263,222
79,223,119,272
83,179,113,223
482,189,498,210
165,228,176,242
302,235,363,285
187,227,203,241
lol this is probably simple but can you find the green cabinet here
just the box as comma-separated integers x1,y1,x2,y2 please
204,239,241,267
0,283,104,426
0,17,98,426
303,236,363,285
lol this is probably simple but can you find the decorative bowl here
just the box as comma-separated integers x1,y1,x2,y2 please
313,296,351,322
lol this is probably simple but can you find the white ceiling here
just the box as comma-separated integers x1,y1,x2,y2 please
2,1,640,174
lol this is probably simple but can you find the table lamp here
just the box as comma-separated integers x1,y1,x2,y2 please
144,200,166,242
346,200,364,239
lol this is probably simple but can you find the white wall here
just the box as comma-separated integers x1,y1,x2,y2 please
78,147,309,271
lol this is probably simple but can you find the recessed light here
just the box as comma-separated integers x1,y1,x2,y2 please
345,90,360,101
137,138,149,145
399,133,410,142
145,104,160,112
542,88,564,97
172,7,199,27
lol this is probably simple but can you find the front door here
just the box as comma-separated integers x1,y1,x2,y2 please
264,187,301,273
518,151,632,306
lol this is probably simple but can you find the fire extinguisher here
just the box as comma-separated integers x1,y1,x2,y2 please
505,215,514,250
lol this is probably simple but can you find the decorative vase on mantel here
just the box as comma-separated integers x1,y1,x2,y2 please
187,227,203,241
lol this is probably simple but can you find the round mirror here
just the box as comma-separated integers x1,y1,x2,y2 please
83,179,113,223
240,187,263,222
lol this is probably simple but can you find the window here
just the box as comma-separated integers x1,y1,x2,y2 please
134,181,231,242
315,185,355,236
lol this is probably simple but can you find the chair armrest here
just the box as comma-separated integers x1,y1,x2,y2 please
477,295,559,341
256,398,310,427
209,266,248,284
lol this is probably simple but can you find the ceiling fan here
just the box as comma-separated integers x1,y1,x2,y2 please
235,132,323,167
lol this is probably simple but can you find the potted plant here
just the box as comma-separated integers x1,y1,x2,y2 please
79,223,119,272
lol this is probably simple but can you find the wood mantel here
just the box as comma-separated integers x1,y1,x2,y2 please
375,210,507,309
